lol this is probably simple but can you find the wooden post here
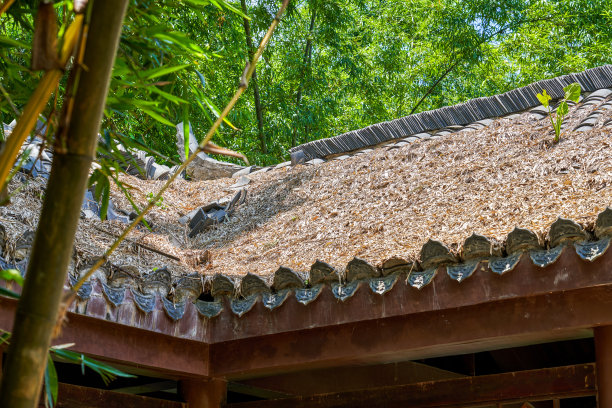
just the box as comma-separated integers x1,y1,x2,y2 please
179,379,227,408
595,326,612,408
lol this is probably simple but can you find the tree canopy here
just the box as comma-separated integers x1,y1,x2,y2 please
1,0,611,167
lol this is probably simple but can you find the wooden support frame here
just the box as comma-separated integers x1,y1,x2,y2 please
210,283,610,378
41,382,186,408
0,296,209,379
595,326,612,408
225,364,596,408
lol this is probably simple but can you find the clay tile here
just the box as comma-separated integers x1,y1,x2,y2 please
345,257,380,281
419,239,456,270
548,217,588,248
239,273,270,297
272,266,304,291
380,256,419,276
309,260,340,285
140,267,172,297
210,274,235,298
108,265,137,288
174,275,202,303
595,207,612,239
461,233,502,261
505,227,542,254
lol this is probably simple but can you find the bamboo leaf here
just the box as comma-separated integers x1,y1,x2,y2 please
150,87,188,104
100,182,110,221
0,268,24,286
0,35,30,49
44,355,58,408
195,69,206,89
139,107,175,127
143,64,190,80
183,108,190,160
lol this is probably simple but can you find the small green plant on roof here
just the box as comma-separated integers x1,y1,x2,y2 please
536,82,581,143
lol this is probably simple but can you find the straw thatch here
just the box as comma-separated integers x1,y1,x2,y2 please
1,83,612,288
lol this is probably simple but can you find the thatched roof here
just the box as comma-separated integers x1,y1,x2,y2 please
2,66,612,321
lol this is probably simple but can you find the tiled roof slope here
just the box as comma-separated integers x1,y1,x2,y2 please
2,67,612,333
290,65,612,160
23,209,612,336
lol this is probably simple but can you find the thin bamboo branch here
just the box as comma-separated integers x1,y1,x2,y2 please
94,226,181,261
0,0,15,17
64,0,291,303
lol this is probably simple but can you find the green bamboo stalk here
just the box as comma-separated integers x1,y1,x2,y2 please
0,0,129,406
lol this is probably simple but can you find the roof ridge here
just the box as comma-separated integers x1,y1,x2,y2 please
291,64,612,160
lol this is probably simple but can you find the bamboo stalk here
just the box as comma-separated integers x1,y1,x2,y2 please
0,1,128,407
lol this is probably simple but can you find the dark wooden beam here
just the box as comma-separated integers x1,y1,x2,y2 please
210,283,612,378
178,378,226,408
225,364,596,408
44,382,185,408
237,361,464,396
0,296,209,379
595,325,612,407
110,380,176,395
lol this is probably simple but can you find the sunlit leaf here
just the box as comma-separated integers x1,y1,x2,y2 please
564,82,581,103
143,64,190,80
44,355,58,408
138,107,175,127
0,268,24,286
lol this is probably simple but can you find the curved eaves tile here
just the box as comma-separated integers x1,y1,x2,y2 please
195,299,223,318
548,218,589,248
262,289,291,310
230,294,259,317
447,261,479,282
529,245,565,268
69,275,93,300
272,267,304,291
162,297,186,321
132,289,156,314
575,238,611,262
331,281,361,301
407,269,437,290
369,274,399,295
295,285,323,305
346,257,380,281
102,282,125,307
488,253,522,275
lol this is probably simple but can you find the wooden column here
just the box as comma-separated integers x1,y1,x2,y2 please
179,379,227,408
595,326,612,408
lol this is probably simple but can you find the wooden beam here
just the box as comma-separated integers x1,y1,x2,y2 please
225,364,596,408
237,361,464,396
0,296,209,379
110,380,176,395
227,382,292,399
595,326,612,408
45,382,185,408
210,283,611,378
178,378,226,408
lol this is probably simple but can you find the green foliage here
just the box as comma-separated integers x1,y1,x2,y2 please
536,82,581,143
1,0,611,165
